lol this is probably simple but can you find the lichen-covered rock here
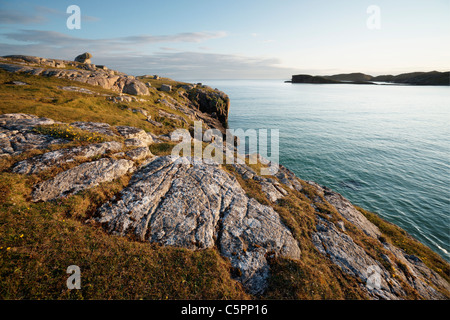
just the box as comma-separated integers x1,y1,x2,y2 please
115,125,153,146
231,163,287,203
12,141,123,174
125,147,153,161
70,121,118,137
260,180,286,202
0,130,67,158
96,156,300,294
31,158,134,202
311,216,403,299
382,242,450,299
308,181,381,239
311,216,448,299
158,109,188,124
220,196,301,294
0,57,150,96
0,113,55,131
0,113,67,158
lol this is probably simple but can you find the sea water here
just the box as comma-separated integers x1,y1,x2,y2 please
186,79,450,261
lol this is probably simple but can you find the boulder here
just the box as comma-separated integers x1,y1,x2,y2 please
160,84,172,92
74,52,93,64
7,80,29,86
125,147,153,161
122,79,150,96
115,126,153,146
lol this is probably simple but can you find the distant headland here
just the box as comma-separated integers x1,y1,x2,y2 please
286,71,450,86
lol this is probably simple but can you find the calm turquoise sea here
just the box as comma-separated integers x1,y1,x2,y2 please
185,79,450,261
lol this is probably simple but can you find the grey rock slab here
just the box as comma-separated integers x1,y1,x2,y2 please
158,109,188,124
125,147,153,161
220,196,301,294
309,181,381,239
70,121,118,137
0,113,55,131
260,180,285,202
57,86,95,94
311,216,400,299
231,163,256,180
8,80,29,85
146,118,163,127
383,242,449,299
31,158,134,202
274,165,304,192
116,126,153,146
96,156,300,294
0,130,67,157
12,141,123,174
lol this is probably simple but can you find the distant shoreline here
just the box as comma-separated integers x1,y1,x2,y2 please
287,71,450,86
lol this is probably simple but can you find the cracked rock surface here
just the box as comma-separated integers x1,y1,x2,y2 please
12,141,123,174
96,156,301,294
309,185,450,300
0,113,67,158
32,158,134,202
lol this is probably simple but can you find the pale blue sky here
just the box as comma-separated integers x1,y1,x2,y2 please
0,0,449,79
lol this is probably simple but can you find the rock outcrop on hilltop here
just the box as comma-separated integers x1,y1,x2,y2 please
0,55,449,299
0,54,149,96
74,52,93,64
0,55,231,125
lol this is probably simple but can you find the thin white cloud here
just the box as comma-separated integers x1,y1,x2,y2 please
0,10,46,25
0,29,297,79
0,6,100,25
3,29,227,50
122,31,227,44
98,51,299,79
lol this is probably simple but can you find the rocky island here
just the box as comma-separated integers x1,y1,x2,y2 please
0,54,449,300
288,71,450,85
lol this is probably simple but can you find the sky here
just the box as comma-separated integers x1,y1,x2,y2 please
0,0,449,79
